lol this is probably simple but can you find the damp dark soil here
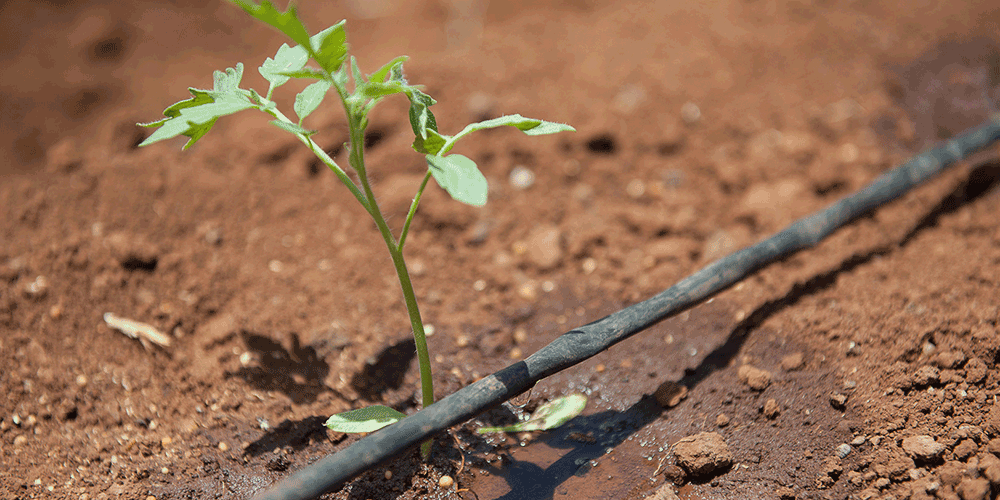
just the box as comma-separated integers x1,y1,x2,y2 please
4,1,1000,500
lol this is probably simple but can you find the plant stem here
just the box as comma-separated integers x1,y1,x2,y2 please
346,120,435,458
398,171,432,251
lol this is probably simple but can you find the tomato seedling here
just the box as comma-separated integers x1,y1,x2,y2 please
138,0,574,456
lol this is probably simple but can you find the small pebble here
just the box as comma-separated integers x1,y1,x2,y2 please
780,352,804,371
850,436,866,446
513,327,528,345
654,381,688,408
23,275,48,299
509,166,535,189
517,281,538,301
626,179,646,199
384,470,392,480
13,435,27,446
716,413,730,427
763,398,780,419
829,392,848,409
835,443,852,458
218,441,229,452
439,475,454,488
680,102,701,124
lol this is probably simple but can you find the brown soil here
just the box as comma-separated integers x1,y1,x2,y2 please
3,1,1000,499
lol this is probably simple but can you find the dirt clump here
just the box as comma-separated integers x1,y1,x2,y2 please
902,435,946,461
737,364,772,390
672,432,733,479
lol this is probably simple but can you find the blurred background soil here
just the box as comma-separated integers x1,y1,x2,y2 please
3,1,1000,499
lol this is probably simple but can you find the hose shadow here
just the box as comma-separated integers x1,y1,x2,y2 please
682,157,999,391
479,158,1000,499
899,160,1000,247
481,395,665,500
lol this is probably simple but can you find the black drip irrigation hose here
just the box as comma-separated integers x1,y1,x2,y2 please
254,116,1000,500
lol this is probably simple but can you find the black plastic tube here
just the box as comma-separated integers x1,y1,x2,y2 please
253,115,1000,500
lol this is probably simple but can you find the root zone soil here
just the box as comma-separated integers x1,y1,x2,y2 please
4,1,1000,499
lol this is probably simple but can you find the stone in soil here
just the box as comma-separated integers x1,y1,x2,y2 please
672,432,733,478
763,398,780,419
780,352,804,371
524,224,563,270
653,380,688,408
737,364,772,390
911,365,940,386
901,435,945,461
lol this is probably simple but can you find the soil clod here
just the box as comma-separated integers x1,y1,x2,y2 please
672,432,733,478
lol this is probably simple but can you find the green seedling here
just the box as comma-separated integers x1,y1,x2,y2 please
477,393,588,433
138,0,574,456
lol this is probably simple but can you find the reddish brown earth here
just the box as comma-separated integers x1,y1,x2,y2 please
4,1,1000,499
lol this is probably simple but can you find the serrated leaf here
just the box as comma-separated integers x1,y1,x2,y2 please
229,0,311,48
311,21,348,75
477,393,587,434
138,63,254,149
259,43,309,95
270,119,316,136
294,80,332,122
369,55,408,83
425,154,487,206
325,405,406,433
411,128,448,155
405,88,437,139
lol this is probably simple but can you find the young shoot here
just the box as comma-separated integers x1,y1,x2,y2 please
138,0,575,457
477,393,588,434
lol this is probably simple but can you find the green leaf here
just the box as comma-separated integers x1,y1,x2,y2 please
228,0,311,48
138,63,254,149
411,128,448,155
405,88,437,139
369,56,408,83
455,113,574,140
425,154,487,206
278,68,327,80
294,79,332,121
357,81,407,100
270,119,316,136
350,56,364,88
259,43,309,95
311,21,348,75
477,393,587,434
325,405,407,433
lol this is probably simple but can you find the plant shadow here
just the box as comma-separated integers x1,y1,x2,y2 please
350,337,416,403
243,415,333,458
226,330,330,405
